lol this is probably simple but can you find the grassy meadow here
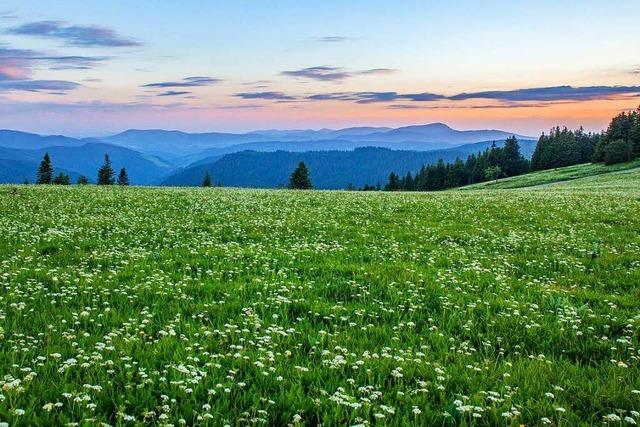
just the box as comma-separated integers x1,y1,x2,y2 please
460,159,640,190
0,172,639,426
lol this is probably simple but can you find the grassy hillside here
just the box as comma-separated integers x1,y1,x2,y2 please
460,159,640,190
0,179,638,425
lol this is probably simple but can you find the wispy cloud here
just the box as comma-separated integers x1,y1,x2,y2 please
0,46,106,78
0,79,79,92
307,91,444,103
282,66,396,82
157,90,191,97
448,85,640,102
306,85,640,104
235,91,296,100
0,11,18,19
313,36,354,43
217,104,264,110
142,76,221,88
7,20,140,47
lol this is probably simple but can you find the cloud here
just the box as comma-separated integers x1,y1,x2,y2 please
448,85,640,102
387,103,550,110
235,91,296,100
314,36,354,43
142,76,221,88
0,46,108,78
282,66,397,82
307,91,444,103
157,90,191,97
307,85,640,105
217,104,264,110
7,20,140,47
0,11,18,19
0,79,79,92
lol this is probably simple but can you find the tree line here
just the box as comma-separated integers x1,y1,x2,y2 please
381,136,529,191
380,106,640,191
34,153,130,186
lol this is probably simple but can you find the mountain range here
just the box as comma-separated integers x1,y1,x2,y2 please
0,123,535,187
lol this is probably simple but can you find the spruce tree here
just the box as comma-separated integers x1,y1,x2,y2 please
53,173,70,185
36,153,53,184
118,168,130,186
501,136,528,176
603,139,633,165
97,154,115,185
384,172,400,191
289,162,312,189
202,172,212,187
77,175,89,185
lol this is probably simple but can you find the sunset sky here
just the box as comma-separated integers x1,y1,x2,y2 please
1,0,639,136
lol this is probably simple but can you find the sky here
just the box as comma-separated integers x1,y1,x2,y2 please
0,0,639,136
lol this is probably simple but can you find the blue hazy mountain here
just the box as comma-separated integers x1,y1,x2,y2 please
162,139,536,189
0,125,534,185
0,143,173,184
97,123,533,161
0,130,85,150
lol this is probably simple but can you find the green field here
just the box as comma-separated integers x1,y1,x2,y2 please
460,159,640,190
1,172,639,426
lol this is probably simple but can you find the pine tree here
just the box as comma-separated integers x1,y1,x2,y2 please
202,172,212,187
631,108,640,158
36,153,53,184
77,175,89,185
603,139,633,165
501,136,529,176
53,173,70,185
384,172,400,191
289,162,313,189
118,168,130,186
97,154,115,185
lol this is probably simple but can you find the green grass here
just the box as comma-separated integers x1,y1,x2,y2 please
460,159,640,190
0,174,639,426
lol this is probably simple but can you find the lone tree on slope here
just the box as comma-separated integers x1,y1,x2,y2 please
289,161,313,189
118,168,130,186
202,172,212,187
97,154,115,185
484,165,503,183
36,153,53,184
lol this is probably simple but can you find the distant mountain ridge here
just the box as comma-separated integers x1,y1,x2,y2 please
96,123,532,160
163,139,537,189
0,124,535,186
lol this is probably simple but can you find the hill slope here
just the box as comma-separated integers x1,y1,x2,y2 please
460,159,640,190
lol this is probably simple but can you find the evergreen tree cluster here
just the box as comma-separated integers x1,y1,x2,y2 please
593,107,640,165
530,127,600,171
34,153,131,186
384,136,529,191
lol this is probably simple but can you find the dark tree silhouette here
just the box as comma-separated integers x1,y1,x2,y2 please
36,153,53,184
289,162,312,189
118,168,130,186
202,172,212,187
53,173,70,185
97,154,115,185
